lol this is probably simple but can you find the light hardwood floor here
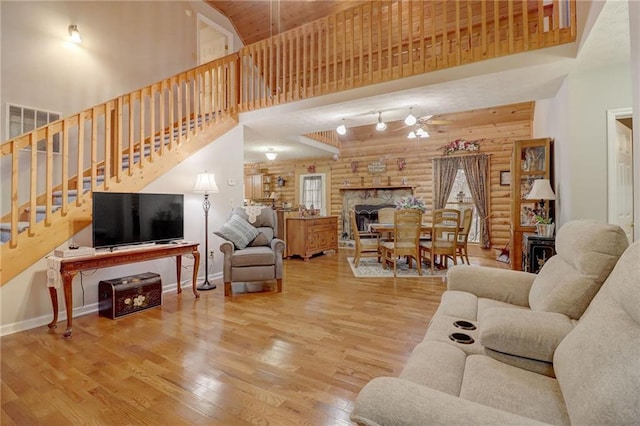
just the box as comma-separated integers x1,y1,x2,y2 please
1,247,507,425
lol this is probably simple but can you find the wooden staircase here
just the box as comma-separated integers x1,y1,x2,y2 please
1,56,240,284
0,0,576,285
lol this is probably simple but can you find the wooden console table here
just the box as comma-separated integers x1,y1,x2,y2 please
48,242,200,338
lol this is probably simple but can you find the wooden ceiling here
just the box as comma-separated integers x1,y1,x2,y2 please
343,102,535,142
206,0,368,46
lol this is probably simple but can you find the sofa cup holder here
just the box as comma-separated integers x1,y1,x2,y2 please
449,332,475,344
453,320,477,331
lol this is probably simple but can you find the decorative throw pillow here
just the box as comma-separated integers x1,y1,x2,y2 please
215,214,259,249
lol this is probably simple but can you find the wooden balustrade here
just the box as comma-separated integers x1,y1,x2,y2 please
238,0,575,111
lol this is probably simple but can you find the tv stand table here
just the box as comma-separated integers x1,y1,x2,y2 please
48,242,200,338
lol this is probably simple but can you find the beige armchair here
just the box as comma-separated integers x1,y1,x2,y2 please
217,207,285,296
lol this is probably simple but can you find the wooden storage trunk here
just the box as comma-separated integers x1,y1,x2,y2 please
98,272,162,319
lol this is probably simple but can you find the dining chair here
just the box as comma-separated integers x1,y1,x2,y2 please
420,208,460,273
380,209,423,276
455,208,473,264
350,209,380,267
377,207,396,242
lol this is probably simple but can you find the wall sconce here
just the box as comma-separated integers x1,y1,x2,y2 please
336,119,347,135
68,25,81,43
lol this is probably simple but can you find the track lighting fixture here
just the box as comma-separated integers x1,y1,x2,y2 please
404,107,417,126
68,24,81,43
375,112,387,131
336,119,347,135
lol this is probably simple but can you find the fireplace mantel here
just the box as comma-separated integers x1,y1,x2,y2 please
339,185,415,191
339,185,416,240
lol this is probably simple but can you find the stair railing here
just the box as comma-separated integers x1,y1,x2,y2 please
0,54,239,249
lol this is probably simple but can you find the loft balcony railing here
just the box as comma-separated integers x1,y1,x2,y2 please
238,0,576,111
0,0,575,284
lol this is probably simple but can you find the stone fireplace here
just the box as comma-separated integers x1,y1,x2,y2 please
340,187,414,240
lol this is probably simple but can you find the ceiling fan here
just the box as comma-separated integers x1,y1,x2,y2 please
393,113,454,136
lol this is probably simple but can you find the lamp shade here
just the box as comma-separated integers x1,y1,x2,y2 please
265,149,278,161
526,179,556,200
193,172,219,194
404,108,417,126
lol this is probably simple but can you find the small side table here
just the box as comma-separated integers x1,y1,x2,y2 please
522,233,556,274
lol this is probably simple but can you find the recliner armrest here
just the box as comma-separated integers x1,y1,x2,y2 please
480,308,575,363
219,241,234,255
271,238,285,254
447,265,536,307
352,377,546,426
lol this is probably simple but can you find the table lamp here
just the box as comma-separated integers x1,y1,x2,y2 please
526,179,556,220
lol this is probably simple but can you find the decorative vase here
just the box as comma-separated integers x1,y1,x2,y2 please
537,223,555,237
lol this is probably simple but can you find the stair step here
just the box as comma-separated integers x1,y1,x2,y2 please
0,222,29,243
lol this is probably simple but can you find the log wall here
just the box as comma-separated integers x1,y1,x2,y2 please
245,102,534,250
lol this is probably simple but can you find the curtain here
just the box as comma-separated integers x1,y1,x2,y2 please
459,154,490,248
432,157,460,209
302,175,322,210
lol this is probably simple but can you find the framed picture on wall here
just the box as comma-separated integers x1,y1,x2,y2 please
500,171,511,186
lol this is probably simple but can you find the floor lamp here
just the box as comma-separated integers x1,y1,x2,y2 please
193,172,219,291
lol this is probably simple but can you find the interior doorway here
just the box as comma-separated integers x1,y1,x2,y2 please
607,108,634,242
197,14,233,65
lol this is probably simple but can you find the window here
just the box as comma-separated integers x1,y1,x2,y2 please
7,104,61,152
446,168,480,243
300,173,326,215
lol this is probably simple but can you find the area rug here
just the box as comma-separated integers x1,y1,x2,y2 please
347,257,447,278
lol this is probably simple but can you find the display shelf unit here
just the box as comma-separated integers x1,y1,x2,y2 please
510,138,553,270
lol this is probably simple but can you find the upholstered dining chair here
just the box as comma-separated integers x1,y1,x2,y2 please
420,208,460,273
379,209,423,277
350,209,380,267
454,208,473,264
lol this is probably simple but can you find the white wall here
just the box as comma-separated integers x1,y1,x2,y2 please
0,126,244,336
0,1,237,133
533,82,570,226
0,0,240,213
534,62,632,226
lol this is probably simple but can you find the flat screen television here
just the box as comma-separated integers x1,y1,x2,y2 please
92,192,184,249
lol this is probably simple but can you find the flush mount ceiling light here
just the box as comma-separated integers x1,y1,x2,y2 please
336,119,347,135
265,148,278,161
68,24,81,43
375,112,387,131
404,107,417,126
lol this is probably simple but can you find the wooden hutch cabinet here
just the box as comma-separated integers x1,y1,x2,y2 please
510,138,553,271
